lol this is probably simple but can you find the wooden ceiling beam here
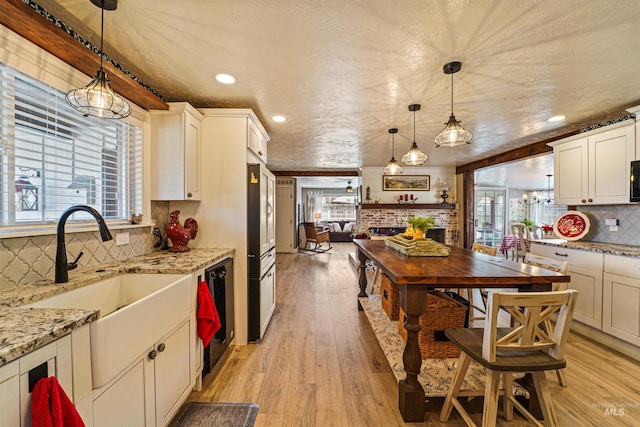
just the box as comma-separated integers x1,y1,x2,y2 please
454,131,579,175
0,0,168,111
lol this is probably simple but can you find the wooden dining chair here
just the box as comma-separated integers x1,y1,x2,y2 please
523,252,570,386
511,223,530,261
440,289,579,427
302,222,332,252
465,243,499,321
528,225,544,240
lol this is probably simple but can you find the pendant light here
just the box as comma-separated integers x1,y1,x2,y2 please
434,61,472,147
401,104,428,165
544,174,553,204
66,0,131,119
383,128,403,175
345,181,354,193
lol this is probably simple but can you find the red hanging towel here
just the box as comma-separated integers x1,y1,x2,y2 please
197,280,221,347
31,376,85,427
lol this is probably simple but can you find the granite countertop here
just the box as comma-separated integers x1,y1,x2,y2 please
530,239,640,258
0,248,234,367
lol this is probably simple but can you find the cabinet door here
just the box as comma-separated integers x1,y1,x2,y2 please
554,137,588,204
247,120,267,163
603,272,640,346
569,264,603,329
93,359,146,427
183,110,202,200
588,125,635,204
260,265,276,338
154,321,191,426
259,167,276,255
267,173,276,250
0,361,19,427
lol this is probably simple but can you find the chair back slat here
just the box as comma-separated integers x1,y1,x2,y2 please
482,290,578,363
471,242,498,256
523,253,569,291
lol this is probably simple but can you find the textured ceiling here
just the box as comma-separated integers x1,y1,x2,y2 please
32,0,640,186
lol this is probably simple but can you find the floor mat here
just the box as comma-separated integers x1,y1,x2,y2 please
169,402,259,427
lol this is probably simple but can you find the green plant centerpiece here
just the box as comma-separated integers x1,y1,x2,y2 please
406,216,435,239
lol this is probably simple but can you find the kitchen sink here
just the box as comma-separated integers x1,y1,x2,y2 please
25,273,192,388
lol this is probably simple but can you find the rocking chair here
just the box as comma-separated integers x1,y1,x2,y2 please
302,222,332,252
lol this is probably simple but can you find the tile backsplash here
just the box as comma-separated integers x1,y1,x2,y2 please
0,202,171,289
578,205,640,246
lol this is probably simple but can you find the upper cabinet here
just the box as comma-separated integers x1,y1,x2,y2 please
247,119,268,163
150,103,204,201
550,121,635,205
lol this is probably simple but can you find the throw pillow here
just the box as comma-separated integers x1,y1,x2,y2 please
327,223,335,232
343,222,354,232
331,222,343,232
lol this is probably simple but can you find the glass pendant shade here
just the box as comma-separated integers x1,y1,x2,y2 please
345,181,354,193
66,70,131,119
66,1,131,119
384,128,403,175
434,61,471,147
434,114,472,147
402,104,428,165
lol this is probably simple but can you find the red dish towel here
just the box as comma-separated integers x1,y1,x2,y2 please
31,376,85,427
197,280,221,347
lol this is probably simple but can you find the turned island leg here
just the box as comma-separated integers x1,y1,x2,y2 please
398,284,426,422
356,248,369,311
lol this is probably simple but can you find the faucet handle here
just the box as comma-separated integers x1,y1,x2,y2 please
68,251,84,271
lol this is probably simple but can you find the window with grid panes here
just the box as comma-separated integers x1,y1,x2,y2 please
0,62,142,227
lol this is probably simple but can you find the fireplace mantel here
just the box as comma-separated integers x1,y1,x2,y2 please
360,203,455,210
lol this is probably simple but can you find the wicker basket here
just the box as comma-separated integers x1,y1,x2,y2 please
398,291,468,359
380,273,399,320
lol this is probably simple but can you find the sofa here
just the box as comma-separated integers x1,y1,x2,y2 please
324,220,357,242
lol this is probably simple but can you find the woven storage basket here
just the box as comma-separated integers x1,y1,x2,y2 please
380,273,399,320
398,291,468,359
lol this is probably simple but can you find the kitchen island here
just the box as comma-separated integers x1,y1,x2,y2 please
353,239,569,422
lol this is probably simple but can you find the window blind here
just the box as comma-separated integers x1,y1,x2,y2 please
0,62,142,226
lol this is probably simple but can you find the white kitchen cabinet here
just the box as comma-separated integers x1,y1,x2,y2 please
150,102,204,201
92,320,191,427
248,120,268,163
258,166,277,255
0,360,19,427
530,243,603,328
550,122,635,205
603,255,640,346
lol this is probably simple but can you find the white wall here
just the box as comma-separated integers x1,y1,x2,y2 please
360,166,457,204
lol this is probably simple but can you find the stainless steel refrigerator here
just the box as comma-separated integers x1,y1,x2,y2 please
247,163,276,341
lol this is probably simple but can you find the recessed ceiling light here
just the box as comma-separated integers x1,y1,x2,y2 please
547,115,566,122
272,115,286,122
215,73,236,84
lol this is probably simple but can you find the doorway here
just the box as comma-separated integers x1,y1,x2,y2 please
474,189,506,247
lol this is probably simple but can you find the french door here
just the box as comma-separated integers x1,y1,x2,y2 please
474,189,506,247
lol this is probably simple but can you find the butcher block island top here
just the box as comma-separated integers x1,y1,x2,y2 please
352,239,570,422
0,248,234,367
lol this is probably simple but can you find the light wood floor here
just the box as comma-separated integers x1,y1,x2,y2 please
186,243,640,426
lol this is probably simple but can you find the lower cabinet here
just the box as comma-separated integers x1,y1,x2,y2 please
603,255,640,346
0,360,19,426
530,243,603,328
92,319,192,427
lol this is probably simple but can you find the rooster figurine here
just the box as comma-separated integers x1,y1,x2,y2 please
166,210,198,252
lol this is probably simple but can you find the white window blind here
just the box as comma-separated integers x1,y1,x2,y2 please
0,62,142,226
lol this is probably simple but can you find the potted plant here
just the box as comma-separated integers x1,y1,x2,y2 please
407,216,435,239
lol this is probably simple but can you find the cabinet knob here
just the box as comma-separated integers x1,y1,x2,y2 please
148,350,157,360
258,150,263,156
157,343,166,352
187,192,193,198
581,199,587,203
588,198,593,202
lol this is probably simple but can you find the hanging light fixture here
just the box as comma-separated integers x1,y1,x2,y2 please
544,174,553,204
434,61,472,147
383,128,403,175
345,181,354,193
401,104,428,165
66,0,131,119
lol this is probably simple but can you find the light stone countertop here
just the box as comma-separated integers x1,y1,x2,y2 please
530,239,640,258
0,248,234,367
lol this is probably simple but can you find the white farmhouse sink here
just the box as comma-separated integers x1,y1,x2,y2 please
25,273,192,388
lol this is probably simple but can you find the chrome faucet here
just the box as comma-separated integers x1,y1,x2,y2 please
55,205,113,283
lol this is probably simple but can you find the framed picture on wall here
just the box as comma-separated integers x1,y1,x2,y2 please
382,175,430,191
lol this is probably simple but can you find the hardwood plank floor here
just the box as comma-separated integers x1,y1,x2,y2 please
186,243,640,426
